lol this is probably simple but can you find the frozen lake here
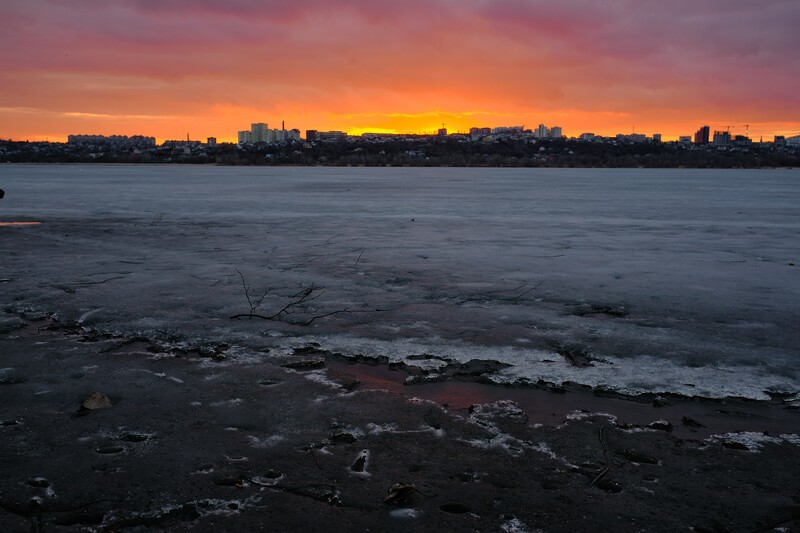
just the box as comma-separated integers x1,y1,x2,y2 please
2,164,799,400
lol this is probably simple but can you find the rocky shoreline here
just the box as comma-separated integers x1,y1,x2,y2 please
2,314,799,532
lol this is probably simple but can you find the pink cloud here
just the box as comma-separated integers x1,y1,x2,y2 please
0,0,798,140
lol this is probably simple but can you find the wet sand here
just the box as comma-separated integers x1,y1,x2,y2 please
2,314,799,532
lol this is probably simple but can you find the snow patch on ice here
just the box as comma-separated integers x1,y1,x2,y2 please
247,435,285,448
462,401,576,465
288,333,796,401
78,308,103,324
500,516,542,533
302,369,343,390
707,432,800,452
389,508,422,519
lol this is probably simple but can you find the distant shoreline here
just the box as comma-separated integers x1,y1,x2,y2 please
3,137,799,168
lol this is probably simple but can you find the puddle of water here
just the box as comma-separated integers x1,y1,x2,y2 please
0,222,42,227
326,359,796,439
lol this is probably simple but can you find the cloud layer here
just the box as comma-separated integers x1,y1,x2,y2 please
2,0,798,141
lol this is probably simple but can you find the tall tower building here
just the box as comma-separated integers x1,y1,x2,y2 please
694,125,710,144
251,123,269,143
536,124,549,139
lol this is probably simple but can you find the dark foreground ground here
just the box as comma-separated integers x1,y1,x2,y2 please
1,314,799,533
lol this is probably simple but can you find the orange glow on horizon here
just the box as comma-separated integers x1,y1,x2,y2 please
4,108,798,145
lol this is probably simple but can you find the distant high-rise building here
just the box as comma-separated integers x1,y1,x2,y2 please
694,125,710,144
317,131,346,141
535,124,549,139
251,123,269,143
579,133,596,141
713,130,730,146
550,126,563,138
306,130,319,142
238,130,252,144
774,135,786,147
652,133,662,142
206,137,217,146
469,127,492,140
437,128,447,137
785,135,800,147
491,126,523,135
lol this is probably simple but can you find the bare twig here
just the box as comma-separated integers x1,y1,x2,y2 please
230,269,377,326
235,268,272,317
355,247,365,266
311,450,322,470
589,426,612,488
267,286,322,321
299,308,351,326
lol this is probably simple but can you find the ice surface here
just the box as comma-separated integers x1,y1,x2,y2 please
1,165,799,399
706,432,800,452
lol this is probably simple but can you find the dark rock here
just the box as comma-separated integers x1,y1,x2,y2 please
330,432,357,444
350,451,368,472
27,477,49,488
384,483,417,505
81,392,113,410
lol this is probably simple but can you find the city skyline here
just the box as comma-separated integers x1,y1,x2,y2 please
2,1,799,144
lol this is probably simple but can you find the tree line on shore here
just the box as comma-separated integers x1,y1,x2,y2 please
2,138,798,168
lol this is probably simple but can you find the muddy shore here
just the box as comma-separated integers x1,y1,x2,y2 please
2,314,799,532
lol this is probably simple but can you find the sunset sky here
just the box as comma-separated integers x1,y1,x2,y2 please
2,0,799,143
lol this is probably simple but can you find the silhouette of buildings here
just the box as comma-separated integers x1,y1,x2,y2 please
694,125,710,144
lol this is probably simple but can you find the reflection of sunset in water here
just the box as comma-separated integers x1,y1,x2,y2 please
0,222,42,227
